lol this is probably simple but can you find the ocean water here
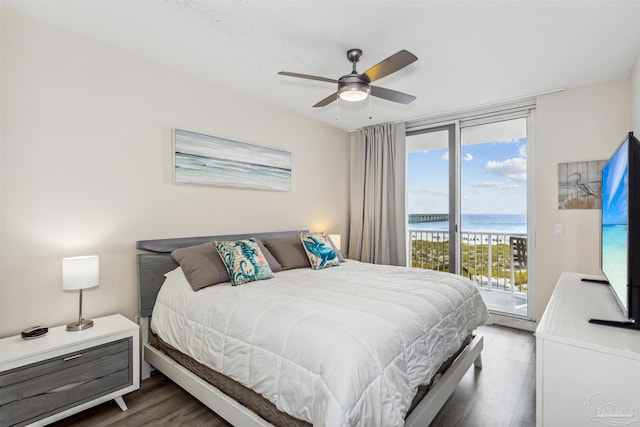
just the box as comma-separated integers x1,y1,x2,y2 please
409,214,527,234
602,224,628,309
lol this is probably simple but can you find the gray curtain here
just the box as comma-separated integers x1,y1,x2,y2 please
348,122,407,266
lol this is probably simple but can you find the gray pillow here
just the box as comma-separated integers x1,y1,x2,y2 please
171,242,230,291
263,235,311,270
257,239,283,273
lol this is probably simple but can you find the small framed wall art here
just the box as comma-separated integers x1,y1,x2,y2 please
558,159,606,209
173,129,291,191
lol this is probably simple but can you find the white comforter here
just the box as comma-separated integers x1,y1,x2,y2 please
151,260,490,427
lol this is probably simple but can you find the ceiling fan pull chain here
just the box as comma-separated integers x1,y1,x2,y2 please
336,94,340,120
368,91,372,120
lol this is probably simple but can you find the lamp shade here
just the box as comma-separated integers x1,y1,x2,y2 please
328,234,341,251
338,86,369,102
63,255,99,290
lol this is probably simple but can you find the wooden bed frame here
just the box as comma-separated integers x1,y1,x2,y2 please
137,230,484,427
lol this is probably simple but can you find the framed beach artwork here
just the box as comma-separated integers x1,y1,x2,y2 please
558,160,606,209
172,129,291,191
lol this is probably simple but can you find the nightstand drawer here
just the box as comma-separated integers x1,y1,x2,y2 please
0,337,132,426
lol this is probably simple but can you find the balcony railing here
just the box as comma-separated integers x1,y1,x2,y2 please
409,229,528,294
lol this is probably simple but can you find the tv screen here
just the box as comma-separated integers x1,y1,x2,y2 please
599,131,640,327
601,138,629,312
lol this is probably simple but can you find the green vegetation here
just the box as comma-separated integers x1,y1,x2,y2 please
411,239,528,292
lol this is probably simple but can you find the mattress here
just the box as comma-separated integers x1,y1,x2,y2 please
151,260,490,427
155,334,473,427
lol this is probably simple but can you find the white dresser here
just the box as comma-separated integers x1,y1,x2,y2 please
536,272,640,427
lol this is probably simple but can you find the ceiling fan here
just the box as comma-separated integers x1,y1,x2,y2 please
278,49,418,108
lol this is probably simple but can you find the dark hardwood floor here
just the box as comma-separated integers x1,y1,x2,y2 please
430,325,536,427
52,324,535,427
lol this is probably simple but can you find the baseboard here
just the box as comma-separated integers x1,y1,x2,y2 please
489,312,537,331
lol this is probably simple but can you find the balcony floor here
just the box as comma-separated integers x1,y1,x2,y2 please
477,287,528,317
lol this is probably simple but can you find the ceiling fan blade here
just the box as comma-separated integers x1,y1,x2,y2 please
363,50,418,83
370,86,416,104
278,71,338,84
313,92,339,108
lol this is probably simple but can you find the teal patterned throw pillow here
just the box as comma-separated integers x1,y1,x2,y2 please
299,232,340,270
214,238,274,286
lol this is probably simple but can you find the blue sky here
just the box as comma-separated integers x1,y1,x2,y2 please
602,140,628,225
408,136,528,215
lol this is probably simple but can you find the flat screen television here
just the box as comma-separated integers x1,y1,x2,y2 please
589,131,640,329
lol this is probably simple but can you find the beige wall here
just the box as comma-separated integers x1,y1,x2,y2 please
3,9,638,338
0,9,349,336
534,79,630,320
632,51,640,132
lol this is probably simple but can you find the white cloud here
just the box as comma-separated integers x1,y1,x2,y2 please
519,144,527,158
408,186,449,212
468,180,520,190
410,186,448,196
438,152,471,161
485,157,527,181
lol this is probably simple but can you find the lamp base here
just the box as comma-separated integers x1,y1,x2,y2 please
66,319,94,331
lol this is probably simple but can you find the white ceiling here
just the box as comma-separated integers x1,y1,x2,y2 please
4,0,640,132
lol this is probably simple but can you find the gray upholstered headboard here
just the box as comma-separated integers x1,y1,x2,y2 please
136,230,302,318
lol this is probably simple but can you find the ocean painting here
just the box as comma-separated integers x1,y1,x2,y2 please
173,129,291,191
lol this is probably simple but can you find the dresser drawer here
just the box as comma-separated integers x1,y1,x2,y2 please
0,337,132,426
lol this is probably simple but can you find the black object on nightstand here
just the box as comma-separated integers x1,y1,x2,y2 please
21,326,48,340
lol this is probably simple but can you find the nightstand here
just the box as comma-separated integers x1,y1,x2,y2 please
0,314,139,426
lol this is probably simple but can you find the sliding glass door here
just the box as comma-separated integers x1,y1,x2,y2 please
407,111,533,320
459,119,528,317
407,124,457,273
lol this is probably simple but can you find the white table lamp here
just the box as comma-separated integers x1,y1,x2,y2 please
328,234,341,251
63,255,99,331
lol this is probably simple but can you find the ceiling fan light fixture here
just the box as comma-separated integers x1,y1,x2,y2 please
279,48,417,108
338,84,369,102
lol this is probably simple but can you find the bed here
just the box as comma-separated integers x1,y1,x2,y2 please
137,230,490,426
